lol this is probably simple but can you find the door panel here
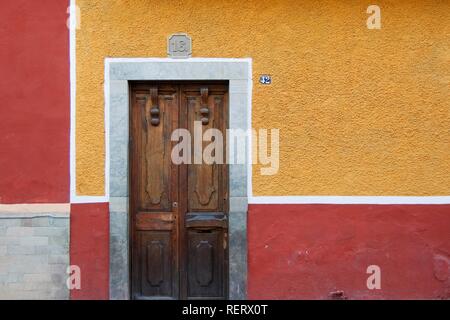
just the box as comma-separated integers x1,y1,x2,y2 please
185,87,226,213
181,85,228,299
187,228,225,298
137,87,178,211
131,84,180,300
138,231,174,298
130,82,229,300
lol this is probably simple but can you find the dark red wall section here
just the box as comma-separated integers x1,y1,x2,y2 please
0,0,70,203
70,203,109,300
248,204,450,299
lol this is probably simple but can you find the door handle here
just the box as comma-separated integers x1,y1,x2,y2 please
172,201,178,208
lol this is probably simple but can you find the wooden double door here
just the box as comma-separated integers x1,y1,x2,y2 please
130,82,229,300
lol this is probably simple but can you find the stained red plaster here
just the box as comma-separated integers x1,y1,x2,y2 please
0,0,70,203
248,204,450,299
70,203,109,300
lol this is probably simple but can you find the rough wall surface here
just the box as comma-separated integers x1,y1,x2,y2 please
0,0,70,203
248,204,450,299
75,0,449,196
0,216,70,300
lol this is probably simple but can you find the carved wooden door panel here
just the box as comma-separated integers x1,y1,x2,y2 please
130,82,228,300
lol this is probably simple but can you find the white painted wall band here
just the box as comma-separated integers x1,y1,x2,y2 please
248,196,450,205
69,0,79,203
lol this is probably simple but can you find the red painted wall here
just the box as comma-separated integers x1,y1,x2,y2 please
70,203,109,300
0,0,70,203
248,204,450,299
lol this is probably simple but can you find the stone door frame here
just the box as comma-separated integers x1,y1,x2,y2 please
105,58,252,300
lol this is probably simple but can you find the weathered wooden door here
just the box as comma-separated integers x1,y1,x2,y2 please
130,82,229,300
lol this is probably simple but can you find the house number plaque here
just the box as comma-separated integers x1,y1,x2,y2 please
259,75,272,85
168,33,192,59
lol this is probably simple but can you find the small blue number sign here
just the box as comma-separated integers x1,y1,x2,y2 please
259,75,272,85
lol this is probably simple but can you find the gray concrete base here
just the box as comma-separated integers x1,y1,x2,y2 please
109,197,129,300
0,216,70,300
228,211,247,300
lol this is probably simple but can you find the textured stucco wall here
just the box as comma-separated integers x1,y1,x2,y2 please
75,0,450,196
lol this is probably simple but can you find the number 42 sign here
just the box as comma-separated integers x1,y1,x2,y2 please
259,74,272,85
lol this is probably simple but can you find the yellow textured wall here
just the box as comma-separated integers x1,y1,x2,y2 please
75,0,450,196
